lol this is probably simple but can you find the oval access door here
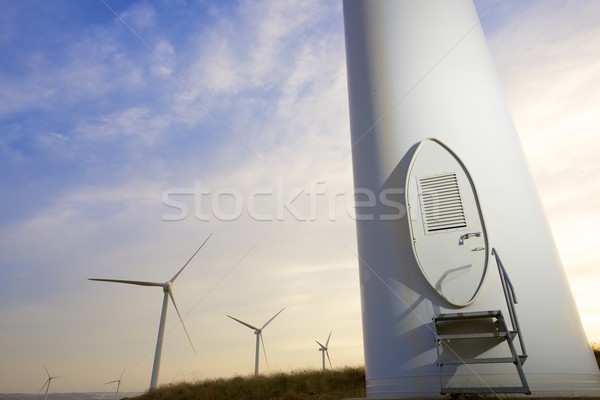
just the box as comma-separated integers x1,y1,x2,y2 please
405,138,489,307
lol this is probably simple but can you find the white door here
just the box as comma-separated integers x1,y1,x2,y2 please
405,139,488,307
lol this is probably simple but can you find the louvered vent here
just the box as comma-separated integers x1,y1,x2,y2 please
419,173,467,233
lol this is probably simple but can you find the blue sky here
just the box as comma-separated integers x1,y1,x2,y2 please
1,0,599,395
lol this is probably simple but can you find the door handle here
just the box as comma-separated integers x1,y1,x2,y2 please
458,232,481,245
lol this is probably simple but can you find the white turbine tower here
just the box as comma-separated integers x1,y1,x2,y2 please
315,331,332,371
227,308,285,376
39,363,63,400
89,234,211,389
104,367,126,400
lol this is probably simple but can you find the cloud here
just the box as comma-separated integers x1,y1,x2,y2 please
487,0,600,234
0,29,139,117
182,0,333,94
77,106,170,146
119,2,157,31
152,39,176,76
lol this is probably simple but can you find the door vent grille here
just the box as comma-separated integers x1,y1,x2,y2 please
419,173,467,233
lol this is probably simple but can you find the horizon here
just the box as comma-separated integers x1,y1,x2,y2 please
1,0,599,394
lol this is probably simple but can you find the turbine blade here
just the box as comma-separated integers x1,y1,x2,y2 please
39,379,50,393
261,307,285,330
119,366,126,380
260,332,269,369
326,349,332,368
227,315,259,331
43,363,50,378
170,233,212,283
88,278,163,287
168,290,196,354
325,331,332,347
315,340,326,349
105,380,119,385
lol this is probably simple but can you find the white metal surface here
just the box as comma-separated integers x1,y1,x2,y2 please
343,0,600,397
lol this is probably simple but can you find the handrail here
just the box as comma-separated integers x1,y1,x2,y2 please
491,248,527,358
496,255,518,304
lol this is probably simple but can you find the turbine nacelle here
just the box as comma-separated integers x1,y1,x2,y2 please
39,364,64,400
228,308,285,376
316,332,332,370
104,367,126,400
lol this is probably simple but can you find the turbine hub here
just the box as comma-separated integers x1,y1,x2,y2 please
163,281,173,292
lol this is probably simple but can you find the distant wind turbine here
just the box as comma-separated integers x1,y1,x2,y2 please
227,308,285,376
316,331,332,370
89,234,212,389
104,367,126,400
39,363,63,400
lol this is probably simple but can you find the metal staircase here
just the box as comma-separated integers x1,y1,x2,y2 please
434,248,531,395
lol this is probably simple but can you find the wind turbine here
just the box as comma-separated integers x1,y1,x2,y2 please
89,234,211,389
227,308,285,376
39,363,63,400
316,331,332,370
104,367,126,400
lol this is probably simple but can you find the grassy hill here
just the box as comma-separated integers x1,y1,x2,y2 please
129,367,365,400
128,344,600,400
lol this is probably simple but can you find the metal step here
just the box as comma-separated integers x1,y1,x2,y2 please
435,310,502,322
438,356,527,365
437,332,510,340
442,386,531,394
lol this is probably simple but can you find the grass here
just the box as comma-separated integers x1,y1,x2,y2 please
126,345,600,400
127,367,365,400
